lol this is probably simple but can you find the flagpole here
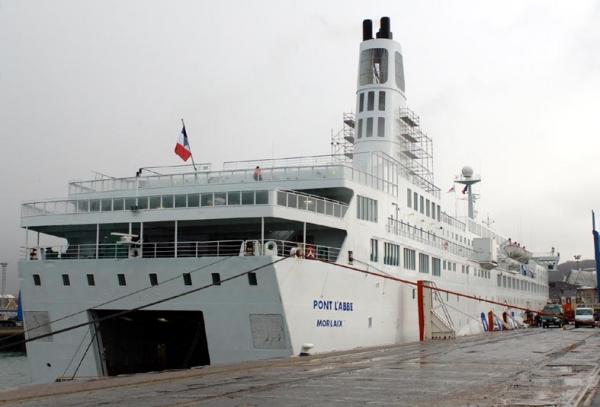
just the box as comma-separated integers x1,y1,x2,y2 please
181,118,198,172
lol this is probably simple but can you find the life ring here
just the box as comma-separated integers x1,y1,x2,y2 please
306,245,316,259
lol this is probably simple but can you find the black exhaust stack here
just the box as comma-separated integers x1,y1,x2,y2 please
362,19,373,41
379,17,392,39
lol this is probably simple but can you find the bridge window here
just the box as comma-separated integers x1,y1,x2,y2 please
432,258,441,276
384,242,400,266
377,117,385,137
357,195,378,222
419,253,429,274
378,91,386,111
255,191,268,204
366,117,373,137
175,194,187,208
162,195,173,208
359,93,364,112
367,91,375,111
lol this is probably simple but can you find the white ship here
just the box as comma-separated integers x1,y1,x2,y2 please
19,17,559,383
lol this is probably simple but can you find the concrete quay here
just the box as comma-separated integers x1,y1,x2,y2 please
3,328,600,406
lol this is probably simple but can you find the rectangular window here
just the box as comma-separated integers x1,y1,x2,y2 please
367,91,375,110
359,48,389,85
426,199,430,217
419,253,430,273
125,197,136,211
255,190,268,204
183,273,192,286
356,195,378,222
370,238,378,262
377,117,385,137
137,196,148,210
175,194,187,208
187,193,200,207
241,191,254,205
407,188,412,208
248,272,257,286
378,91,386,110
62,274,70,286
431,202,436,219
101,199,112,212
443,260,446,270
90,200,100,212
359,93,364,112
432,258,441,276
149,196,161,209
384,242,400,266
201,193,213,206
211,273,221,286
214,192,226,205
162,195,173,208
228,191,241,205
497,274,501,287
149,273,158,286
453,263,456,272
357,118,363,139
437,205,441,221
117,274,126,286
366,117,373,137
413,192,418,211
461,265,465,274
77,200,89,213
33,274,41,286
113,198,124,211
403,248,416,270
86,274,95,286
419,196,424,214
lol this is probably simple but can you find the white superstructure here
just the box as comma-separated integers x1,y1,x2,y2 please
19,17,558,384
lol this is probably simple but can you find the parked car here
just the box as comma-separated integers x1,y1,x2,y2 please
574,307,595,328
541,304,567,328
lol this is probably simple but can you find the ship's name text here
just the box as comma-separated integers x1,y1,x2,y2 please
316,319,343,328
312,300,353,311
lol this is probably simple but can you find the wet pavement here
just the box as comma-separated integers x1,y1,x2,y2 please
3,327,600,406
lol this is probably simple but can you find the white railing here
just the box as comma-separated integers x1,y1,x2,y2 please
440,211,466,231
223,154,347,170
21,189,349,220
22,239,341,262
385,217,474,258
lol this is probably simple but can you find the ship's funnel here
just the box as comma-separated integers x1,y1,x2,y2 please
379,17,392,39
362,19,373,41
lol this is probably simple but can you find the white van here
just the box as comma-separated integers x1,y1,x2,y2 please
574,307,595,328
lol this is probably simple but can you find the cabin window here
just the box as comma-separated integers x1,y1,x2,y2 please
117,274,126,286
359,93,365,112
431,202,436,219
242,191,255,205
378,91,386,111
125,198,136,210
162,195,173,208
215,192,227,206
175,194,187,208
357,118,363,139
211,273,221,286
366,117,373,137
137,197,148,210
359,48,389,85
248,272,257,286
255,191,268,204
62,274,70,286
432,258,441,276
395,51,405,92
370,239,379,262
149,196,161,209
228,191,241,205
201,193,213,207
413,192,418,211
419,196,424,214
407,188,412,208
86,274,95,286
453,263,456,272
187,193,200,207
90,200,100,212
419,253,429,274
377,117,385,137
33,274,41,286
149,273,158,286
77,200,89,212
183,273,192,286
367,91,375,111
384,242,400,266
101,199,112,212
113,198,124,211
403,248,416,270
436,205,441,221
426,199,430,217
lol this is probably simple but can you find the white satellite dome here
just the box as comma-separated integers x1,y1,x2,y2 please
461,166,473,178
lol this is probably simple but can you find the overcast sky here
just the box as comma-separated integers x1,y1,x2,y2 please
1,0,599,293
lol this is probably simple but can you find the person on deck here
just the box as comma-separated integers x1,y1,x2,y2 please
253,166,263,181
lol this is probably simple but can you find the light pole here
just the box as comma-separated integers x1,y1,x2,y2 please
574,254,582,271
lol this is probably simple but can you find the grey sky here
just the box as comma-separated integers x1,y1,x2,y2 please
1,0,599,293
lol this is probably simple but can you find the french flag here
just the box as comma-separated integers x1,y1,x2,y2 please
175,124,192,161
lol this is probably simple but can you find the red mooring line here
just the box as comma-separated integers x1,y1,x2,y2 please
317,259,541,314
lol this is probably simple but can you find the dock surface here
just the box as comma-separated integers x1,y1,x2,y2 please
3,328,600,406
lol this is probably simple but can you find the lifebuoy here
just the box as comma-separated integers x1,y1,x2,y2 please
306,246,316,259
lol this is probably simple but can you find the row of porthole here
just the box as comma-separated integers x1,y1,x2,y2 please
31,272,258,288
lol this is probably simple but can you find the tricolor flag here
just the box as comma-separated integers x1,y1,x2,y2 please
175,124,192,161
447,185,455,193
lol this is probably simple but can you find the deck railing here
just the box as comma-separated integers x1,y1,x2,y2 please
385,217,473,258
22,189,349,220
22,239,341,262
